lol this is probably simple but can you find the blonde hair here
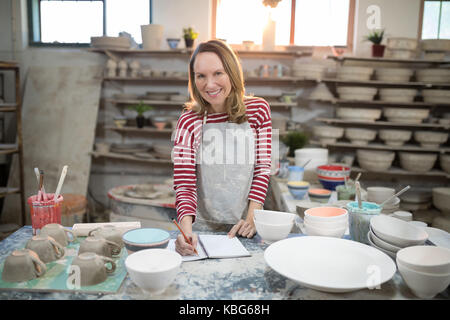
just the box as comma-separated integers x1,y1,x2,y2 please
185,39,248,124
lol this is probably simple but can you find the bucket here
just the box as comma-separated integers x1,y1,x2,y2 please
141,24,164,50
27,194,63,235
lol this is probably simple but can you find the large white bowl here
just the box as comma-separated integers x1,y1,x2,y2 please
304,207,348,223
397,245,450,274
370,215,428,247
313,125,344,143
254,219,293,244
397,259,450,299
294,148,328,170
357,150,395,171
416,69,450,83
379,129,412,146
125,248,181,294
414,131,448,148
432,187,450,215
367,187,395,204
376,68,414,83
379,88,417,103
345,128,377,145
337,66,373,81
399,152,437,173
304,222,346,238
383,108,430,123
369,228,402,253
367,231,397,260
336,86,377,101
422,89,450,104
440,154,450,174
303,217,348,230
336,107,381,121
254,210,296,225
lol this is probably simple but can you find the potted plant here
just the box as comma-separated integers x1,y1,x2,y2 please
281,131,309,157
183,27,199,49
128,101,153,128
365,29,385,57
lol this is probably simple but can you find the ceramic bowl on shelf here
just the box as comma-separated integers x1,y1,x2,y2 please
399,152,437,173
379,129,412,146
125,248,182,294
375,68,414,83
432,187,450,216
152,117,168,130
367,187,395,204
440,154,450,174
356,150,395,171
387,38,418,50
345,128,377,145
421,39,450,51
308,188,332,203
383,107,430,124
166,38,180,50
253,210,295,243
122,228,170,255
312,125,344,144
336,66,373,81
413,131,448,148
416,69,450,83
379,88,417,103
336,86,377,101
421,89,450,104
91,36,131,49
336,107,381,122
287,181,310,200
308,83,335,101
316,164,351,190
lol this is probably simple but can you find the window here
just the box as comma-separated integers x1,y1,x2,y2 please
422,0,450,39
214,0,354,47
28,0,151,46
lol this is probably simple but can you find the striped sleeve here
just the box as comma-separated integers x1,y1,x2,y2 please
246,98,272,205
173,111,201,223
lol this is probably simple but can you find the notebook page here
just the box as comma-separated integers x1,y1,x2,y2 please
198,235,251,259
167,239,208,262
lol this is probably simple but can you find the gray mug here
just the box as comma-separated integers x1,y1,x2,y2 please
25,235,65,263
2,249,46,282
78,236,121,258
70,252,116,286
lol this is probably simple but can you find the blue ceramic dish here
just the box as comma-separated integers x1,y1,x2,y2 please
317,164,350,191
122,228,170,253
167,38,180,50
287,182,309,200
308,188,332,203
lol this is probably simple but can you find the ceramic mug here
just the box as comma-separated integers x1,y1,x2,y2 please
39,223,77,247
88,225,124,248
25,235,65,263
78,236,121,258
1,249,46,282
70,252,116,286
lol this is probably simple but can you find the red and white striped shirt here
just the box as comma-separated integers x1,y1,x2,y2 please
173,97,272,223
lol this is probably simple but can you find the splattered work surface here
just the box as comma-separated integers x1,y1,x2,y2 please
0,226,448,300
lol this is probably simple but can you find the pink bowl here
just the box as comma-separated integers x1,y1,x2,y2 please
304,207,349,222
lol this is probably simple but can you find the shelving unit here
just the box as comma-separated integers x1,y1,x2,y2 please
311,56,450,181
0,61,25,225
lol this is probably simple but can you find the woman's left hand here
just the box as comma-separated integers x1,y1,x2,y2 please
228,219,256,238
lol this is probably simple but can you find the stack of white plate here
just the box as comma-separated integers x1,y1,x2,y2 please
368,215,428,260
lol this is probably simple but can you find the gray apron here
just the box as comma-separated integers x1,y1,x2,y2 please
193,112,255,232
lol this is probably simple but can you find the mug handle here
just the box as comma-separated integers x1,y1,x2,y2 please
101,256,116,274
105,240,121,257
88,227,101,237
48,237,65,259
30,254,47,277
64,228,78,243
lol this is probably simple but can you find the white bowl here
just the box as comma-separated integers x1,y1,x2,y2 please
313,125,344,140
337,86,377,101
304,222,346,238
422,89,450,104
303,217,348,230
304,207,348,223
387,38,418,50
383,108,429,123
399,152,437,173
345,128,377,145
254,210,296,225
432,187,450,215
440,154,450,174
392,211,413,222
408,221,428,228
414,131,448,148
294,148,328,170
379,88,417,103
357,150,395,171
125,248,181,294
397,259,450,299
336,107,381,121
367,187,395,204
369,228,402,252
254,219,293,244
370,215,428,247
397,245,450,274
367,231,397,260
416,69,450,83
379,129,412,146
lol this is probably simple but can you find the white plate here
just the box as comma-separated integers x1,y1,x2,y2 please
264,236,396,293
424,227,450,249
370,215,428,247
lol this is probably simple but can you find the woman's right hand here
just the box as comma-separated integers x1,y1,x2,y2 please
175,232,198,256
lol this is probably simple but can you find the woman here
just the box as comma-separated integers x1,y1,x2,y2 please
173,40,272,256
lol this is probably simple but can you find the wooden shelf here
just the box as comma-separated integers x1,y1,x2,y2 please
351,166,450,178
0,187,20,199
320,78,450,89
327,55,450,65
91,151,173,165
316,117,450,130
310,140,450,154
0,61,19,69
0,144,19,155
0,103,18,112
307,98,450,108
104,126,174,134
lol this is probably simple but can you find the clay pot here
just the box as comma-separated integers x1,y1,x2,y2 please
372,44,386,57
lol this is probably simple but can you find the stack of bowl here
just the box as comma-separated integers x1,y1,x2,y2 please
316,164,350,191
287,181,310,200
368,215,428,260
440,154,450,174
416,69,450,83
422,89,450,104
122,228,171,255
379,129,412,146
294,148,328,170
336,66,373,81
367,187,400,214
400,189,432,213
399,152,437,173
292,63,327,80
375,68,414,83
379,88,417,103
254,210,295,244
357,150,395,171
303,207,348,238
383,107,430,124
432,187,450,218
396,246,450,299
336,86,377,101
336,107,381,122
345,128,377,145
308,188,332,203
312,125,344,144
413,131,448,148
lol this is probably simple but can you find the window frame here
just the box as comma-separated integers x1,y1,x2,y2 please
419,0,450,40
211,0,356,50
27,0,153,48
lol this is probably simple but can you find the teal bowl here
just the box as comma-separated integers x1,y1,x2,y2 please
122,228,170,254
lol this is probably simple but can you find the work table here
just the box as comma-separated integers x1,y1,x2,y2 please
0,226,448,300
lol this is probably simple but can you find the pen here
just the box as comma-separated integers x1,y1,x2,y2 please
172,219,199,255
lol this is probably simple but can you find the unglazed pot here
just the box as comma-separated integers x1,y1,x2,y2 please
71,252,116,286
1,249,46,282
78,236,121,258
25,235,65,263
40,223,77,247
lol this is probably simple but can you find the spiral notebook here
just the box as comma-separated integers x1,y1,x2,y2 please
168,235,251,262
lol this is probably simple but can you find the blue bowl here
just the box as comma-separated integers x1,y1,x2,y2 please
288,185,308,200
167,38,180,50
122,228,170,254
318,178,345,191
